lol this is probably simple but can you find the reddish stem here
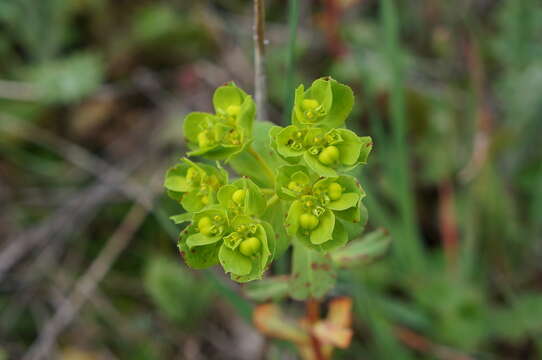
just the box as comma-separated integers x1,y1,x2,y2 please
438,179,459,270
306,298,325,360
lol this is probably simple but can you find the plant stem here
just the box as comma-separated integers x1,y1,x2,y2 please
306,298,326,360
284,0,300,124
253,0,268,122
248,145,275,186
266,194,279,208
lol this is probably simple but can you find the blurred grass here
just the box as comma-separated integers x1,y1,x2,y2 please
1,0,542,359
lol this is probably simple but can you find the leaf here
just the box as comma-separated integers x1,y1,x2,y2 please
327,193,360,211
213,83,243,112
289,243,336,300
326,79,355,128
331,229,391,268
261,198,290,258
310,210,335,245
178,225,220,269
313,297,353,349
186,233,221,248
170,213,192,224
219,245,252,276
253,303,309,344
243,275,290,301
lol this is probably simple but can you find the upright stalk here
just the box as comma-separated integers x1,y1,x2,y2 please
254,0,268,122
284,0,300,123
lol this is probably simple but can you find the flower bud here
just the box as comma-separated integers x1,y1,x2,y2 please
198,216,213,236
328,182,343,200
239,236,261,256
197,131,212,148
226,105,241,116
302,99,319,110
200,195,209,205
232,189,246,204
318,145,340,165
299,213,319,230
288,181,303,192
186,167,199,183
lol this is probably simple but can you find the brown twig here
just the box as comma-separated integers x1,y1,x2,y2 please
253,0,268,122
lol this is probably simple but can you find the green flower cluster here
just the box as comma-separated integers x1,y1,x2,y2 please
184,83,255,160
165,77,372,282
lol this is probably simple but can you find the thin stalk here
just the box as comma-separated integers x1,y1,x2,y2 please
248,145,276,186
381,0,424,272
306,298,325,360
254,0,268,122
266,194,279,208
284,0,300,123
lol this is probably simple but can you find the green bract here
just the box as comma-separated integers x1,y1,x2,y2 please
164,158,227,212
219,215,274,282
292,77,354,129
167,77,376,289
218,177,266,217
271,125,373,177
183,83,255,160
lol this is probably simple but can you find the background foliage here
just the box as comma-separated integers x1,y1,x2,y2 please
1,0,541,359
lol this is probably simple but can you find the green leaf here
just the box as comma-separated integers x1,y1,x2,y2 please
310,209,335,245
261,201,290,258
327,193,360,211
170,213,192,224
304,152,337,177
289,243,336,300
285,200,303,236
178,225,220,269
331,229,391,268
327,79,355,128
183,112,212,143
186,233,221,248
219,245,252,276
243,276,290,301
213,83,243,112
307,78,333,111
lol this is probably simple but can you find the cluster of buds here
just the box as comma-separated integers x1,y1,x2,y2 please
165,78,372,282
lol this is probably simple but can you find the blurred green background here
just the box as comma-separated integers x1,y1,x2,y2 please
1,0,542,359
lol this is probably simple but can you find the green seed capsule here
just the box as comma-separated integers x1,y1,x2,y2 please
299,213,319,230
197,132,211,148
328,182,343,200
318,145,340,165
232,189,246,204
198,216,213,236
226,105,241,116
239,237,261,256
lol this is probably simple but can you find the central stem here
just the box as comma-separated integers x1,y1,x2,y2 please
248,145,275,186
253,0,268,122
